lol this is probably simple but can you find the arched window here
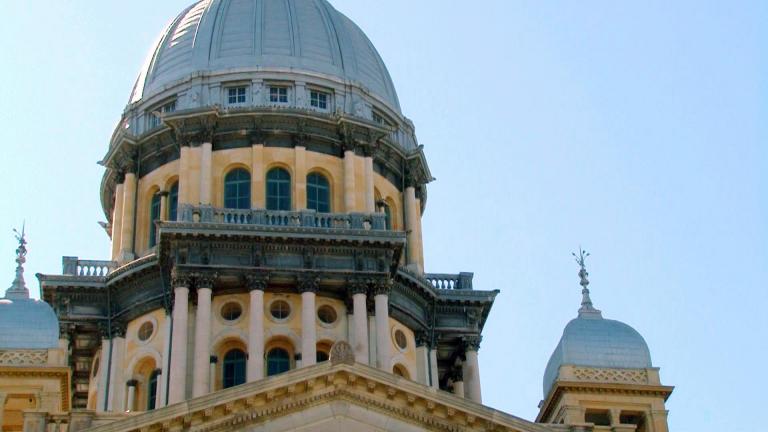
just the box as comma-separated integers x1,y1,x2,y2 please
224,169,251,209
168,182,179,221
266,168,291,211
222,349,246,389
266,348,290,376
316,351,329,363
383,203,392,230
148,193,161,247
306,173,330,212
147,370,159,410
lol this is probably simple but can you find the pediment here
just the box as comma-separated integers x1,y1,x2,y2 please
83,362,551,432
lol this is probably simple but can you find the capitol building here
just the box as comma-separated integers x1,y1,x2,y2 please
0,1,672,431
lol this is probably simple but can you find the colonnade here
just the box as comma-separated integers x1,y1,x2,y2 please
109,142,424,270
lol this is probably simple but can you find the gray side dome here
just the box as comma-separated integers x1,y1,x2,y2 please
543,314,652,397
0,298,59,349
131,0,400,112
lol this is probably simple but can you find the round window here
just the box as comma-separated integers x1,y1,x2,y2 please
317,305,337,325
394,329,407,350
138,322,154,342
221,302,243,321
270,300,291,320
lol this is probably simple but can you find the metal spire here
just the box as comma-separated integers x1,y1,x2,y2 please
572,247,601,318
5,224,30,300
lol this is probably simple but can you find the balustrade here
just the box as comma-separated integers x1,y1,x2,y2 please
62,257,116,277
424,272,474,290
178,204,388,231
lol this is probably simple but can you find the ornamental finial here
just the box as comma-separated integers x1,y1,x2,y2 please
572,247,601,318
5,223,30,300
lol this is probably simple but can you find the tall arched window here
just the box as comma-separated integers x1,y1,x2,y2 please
383,203,392,230
149,193,161,247
168,182,179,221
224,169,251,209
222,349,246,389
306,173,330,212
266,168,291,210
147,370,159,410
266,348,290,376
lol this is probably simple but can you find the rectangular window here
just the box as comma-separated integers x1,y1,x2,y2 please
227,86,247,105
269,86,288,103
310,90,328,110
147,100,176,129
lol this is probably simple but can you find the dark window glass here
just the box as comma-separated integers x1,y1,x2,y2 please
306,173,330,213
269,87,288,103
316,351,329,363
149,193,161,247
269,300,291,320
147,370,159,410
310,91,328,109
266,168,291,210
223,349,246,389
168,182,179,221
224,169,251,209
266,348,291,376
228,87,247,104
383,204,392,230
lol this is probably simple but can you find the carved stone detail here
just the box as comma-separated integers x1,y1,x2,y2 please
0,350,48,365
329,341,355,365
571,367,649,385
462,335,482,352
245,272,269,291
298,274,319,293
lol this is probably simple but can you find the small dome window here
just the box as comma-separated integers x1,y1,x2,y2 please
317,305,337,325
138,322,154,342
221,302,243,322
270,300,291,320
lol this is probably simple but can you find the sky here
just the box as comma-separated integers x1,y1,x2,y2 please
0,1,766,431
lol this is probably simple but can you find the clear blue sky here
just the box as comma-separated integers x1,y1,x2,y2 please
1,1,765,430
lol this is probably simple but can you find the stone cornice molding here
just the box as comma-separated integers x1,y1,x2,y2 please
80,363,552,432
244,272,269,291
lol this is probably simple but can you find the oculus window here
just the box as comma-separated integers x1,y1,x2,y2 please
306,173,330,213
266,168,291,210
224,169,251,210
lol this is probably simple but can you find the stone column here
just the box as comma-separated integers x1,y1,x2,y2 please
110,178,125,261
209,357,218,392
373,281,391,370
403,185,420,272
294,145,307,210
107,332,125,411
364,154,375,212
414,197,425,270
199,142,213,205
462,337,482,404
158,191,169,221
414,332,430,386
22,411,46,432
192,276,214,397
247,274,267,381
178,144,192,205
0,392,7,428
299,277,318,367
158,315,171,407
429,347,439,389
350,282,369,365
153,370,163,409
251,143,265,208
343,149,356,212
124,380,137,412
96,338,110,412
119,169,137,262
168,276,190,404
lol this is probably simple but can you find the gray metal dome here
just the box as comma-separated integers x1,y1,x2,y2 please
0,298,59,350
131,0,400,112
542,313,652,397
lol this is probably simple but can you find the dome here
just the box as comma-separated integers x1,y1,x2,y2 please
0,298,59,350
542,312,652,397
131,0,400,112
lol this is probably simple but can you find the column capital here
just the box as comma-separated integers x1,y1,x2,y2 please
298,274,319,293
114,170,126,184
371,278,393,297
126,379,138,388
415,330,435,348
111,323,127,339
170,268,193,288
245,272,269,291
462,335,482,352
193,272,218,290
347,278,369,296
210,355,218,364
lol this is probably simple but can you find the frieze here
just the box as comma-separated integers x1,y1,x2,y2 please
0,350,48,365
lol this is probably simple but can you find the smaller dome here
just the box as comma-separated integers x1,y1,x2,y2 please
0,298,59,349
543,312,652,397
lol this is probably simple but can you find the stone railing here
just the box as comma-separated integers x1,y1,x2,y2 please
62,257,117,277
425,272,474,290
178,204,388,231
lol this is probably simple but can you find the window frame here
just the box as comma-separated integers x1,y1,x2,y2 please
268,85,289,104
309,89,330,111
224,168,252,210
148,192,162,248
226,86,248,105
266,167,291,211
266,347,291,377
222,349,247,389
168,182,179,221
147,99,177,129
306,172,330,213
